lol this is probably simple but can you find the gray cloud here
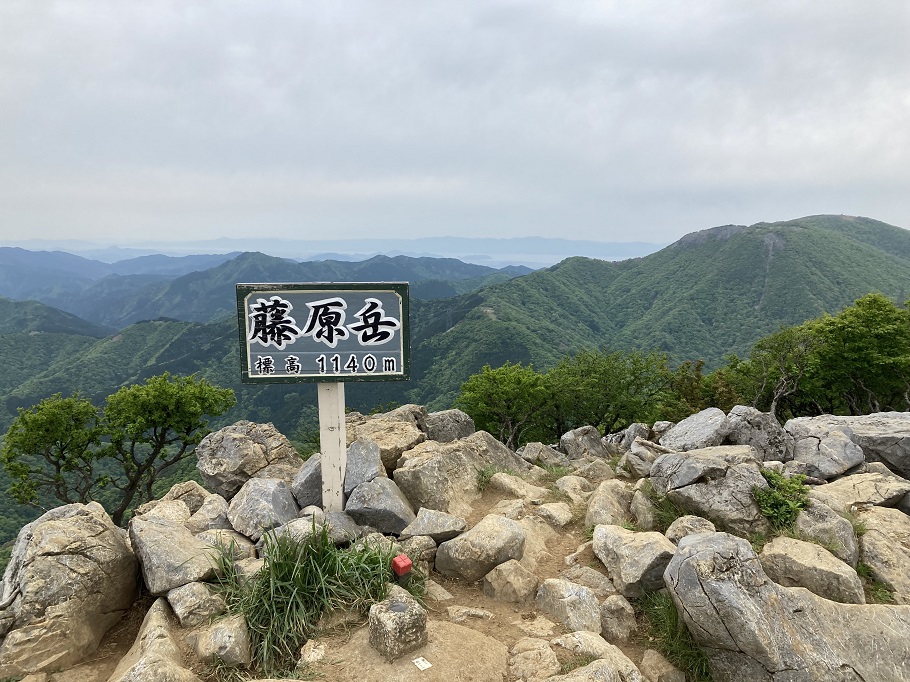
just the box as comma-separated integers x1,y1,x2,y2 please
0,0,907,245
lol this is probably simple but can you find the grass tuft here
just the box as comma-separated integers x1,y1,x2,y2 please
856,562,895,604
753,469,809,530
559,654,598,675
639,480,688,533
638,591,712,682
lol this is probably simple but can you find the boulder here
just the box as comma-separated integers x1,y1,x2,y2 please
791,429,865,480
535,580,601,632
629,487,657,531
619,422,652,449
592,525,675,598
489,472,549,503
665,532,910,682
794,501,858,566
393,431,531,518
759,536,865,604
151,480,211,514
572,459,616,483
400,535,436,569
639,649,685,682
785,412,910,478
626,438,672,479
349,419,426,471
106,599,201,682
857,506,910,604
323,511,364,545
483,559,539,603
425,409,476,443
257,517,324,550
399,507,467,543
650,449,770,537
167,582,227,627
185,494,232,534
659,407,730,451
584,480,633,528
549,633,645,681
724,406,794,461
290,454,322,509
227,477,298,542
600,595,637,642
129,515,217,595
560,565,617,599
560,426,608,460
664,515,716,544
138,499,191,524
520,442,571,468
436,514,526,582
535,502,574,528
509,637,561,681
808,471,910,512
343,439,387,496
554,475,595,506
345,477,416,535
195,420,303,500
194,615,251,668
0,504,137,677
195,529,256,560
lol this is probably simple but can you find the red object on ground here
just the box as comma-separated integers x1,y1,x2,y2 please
392,554,412,577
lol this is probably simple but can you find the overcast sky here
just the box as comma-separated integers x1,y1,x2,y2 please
1,0,908,248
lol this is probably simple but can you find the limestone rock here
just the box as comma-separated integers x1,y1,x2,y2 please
196,420,303,500
724,406,794,461
106,599,201,682
639,649,685,682
399,507,466,542
626,438,672,479
585,479,633,527
535,579,601,632
600,595,637,642
258,517,324,550
791,429,865,480
129,515,216,596
139,499,191,524
446,605,493,623
573,459,616,483
227,477,298,542
808,472,910,512
554,475,595,506
630,488,657,531
509,637,561,681
560,426,608,460
436,514,526,582
167,582,227,627
195,529,256,560
324,511,363,545
489,472,549,503
547,658,644,682
0,503,137,677
345,477,416,535
560,565,617,599
759,536,864,604
343,439,387,496
665,532,910,682
659,407,731,451
425,409,476,443
185,494,232,534
484,559,539,603
290,454,322,509
351,419,426,471
195,615,251,667
549,633,645,681
535,502,574,527
858,505,910,604
794,501,858,566
593,525,675,598
393,431,531,518
664,515,716,544
520,442,571,468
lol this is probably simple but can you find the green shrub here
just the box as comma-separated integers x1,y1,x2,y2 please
640,480,688,533
856,562,895,604
753,469,809,530
638,591,712,682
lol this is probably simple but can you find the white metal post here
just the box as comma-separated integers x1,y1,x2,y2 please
318,382,347,512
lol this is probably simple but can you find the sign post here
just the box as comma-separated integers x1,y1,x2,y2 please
236,282,410,512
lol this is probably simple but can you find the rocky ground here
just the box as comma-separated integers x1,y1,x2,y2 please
2,405,910,682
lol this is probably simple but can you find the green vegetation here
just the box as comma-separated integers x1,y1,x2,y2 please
213,526,421,678
752,469,810,531
639,480,689,533
856,562,895,604
559,654,598,675
1,373,235,525
475,464,514,492
638,591,712,682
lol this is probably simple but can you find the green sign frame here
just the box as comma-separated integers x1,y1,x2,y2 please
236,282,410,384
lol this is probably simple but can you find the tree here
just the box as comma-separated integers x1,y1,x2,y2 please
748,324,820,420
1,394,106,508
455,362,550,449
1,373,236,526
103,373,236,525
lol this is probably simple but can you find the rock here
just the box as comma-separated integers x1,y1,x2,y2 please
791,428,865,480
547,658,644,682
560,565,617,599
584,480,633,527
724,406,794,461
664,515,716,544
651,421,674,439
785,412,910,478
535,579,601,632
808,472,910,512
516,515,557,575
368,588,428,662
549,633,645,681
659,407,731,451
794,501,858,566
139,499,191,524
167,582,227,627
573,459,616,483
393,431,531,518
514,616,558,638
490,498,530,520
425,580,454,602
554,475,595,506
227,478,298,542
618,423,652,449
106,599,201,682
185,494,232,534
629,488,657,531
600,595,637,642
324,511,364,545
509,638,561,681
560,426,609,460
257,517,324,550
665,532,910,682
650,450,771,537
447,605,493,622
400,535,436,568
759,536,864,604
436,514,526,582
399,507,466,542
858,506,910,604
483,559,539,603
298,504,326,524
0,504,137,677
353,532,403,557
129,515,216,596
154,480,212,514
520,442,571,468
196,420,303,500
489,472,549,503
300,640,326,665
290,453,323,509
343,439,387,496
233,557,264,584
195,615,251,668
345,477,416,535
563,540,595,568
195,529,257,560
639,649,685,682
425,409,475,443
352,420,426,471
592,525,675,598
626,438,672,479
535,502,574,527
